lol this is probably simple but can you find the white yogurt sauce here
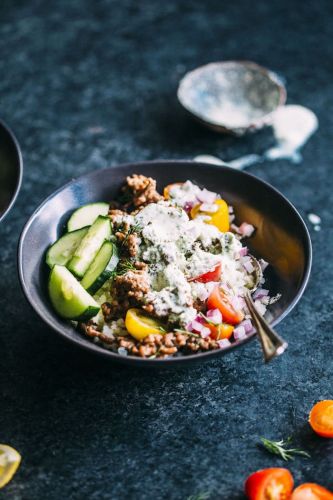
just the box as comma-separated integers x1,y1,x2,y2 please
265,105,318,163
194,105,318,170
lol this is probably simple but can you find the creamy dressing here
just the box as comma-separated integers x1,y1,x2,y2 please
129,196,247,326
194,105,318,170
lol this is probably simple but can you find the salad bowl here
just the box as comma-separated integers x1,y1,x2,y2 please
0,119,23,222
18,161,311,366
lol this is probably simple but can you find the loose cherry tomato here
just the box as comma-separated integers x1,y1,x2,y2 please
191,199,230,232
291,483,333,500
205,322,234,340
207,286,244,325
188,263,221,283
163,182,183,199
245,468,294,500
309,400,333,438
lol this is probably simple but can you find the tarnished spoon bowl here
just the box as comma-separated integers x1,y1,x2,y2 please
177,61,286,136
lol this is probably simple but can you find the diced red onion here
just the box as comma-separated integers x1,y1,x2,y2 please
259,258,269,272
239,319,253,333
231,223,241,234
200,327,211,339
239,246,248,257
233,325,246,339
218,339,231,348
187,319,205,333
243,260,255,274
253,288,269,300
254,300,267,316
206,308,222,324
200,203,218,213
239,222,255,237
195,315,205,324
230,296,242,310
197,188,216,204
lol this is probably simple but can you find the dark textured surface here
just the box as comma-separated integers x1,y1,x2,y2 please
0,1,332,498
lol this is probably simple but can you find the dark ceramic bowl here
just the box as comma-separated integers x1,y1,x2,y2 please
0,119,23,222
177,61,286,136
18,161,311,366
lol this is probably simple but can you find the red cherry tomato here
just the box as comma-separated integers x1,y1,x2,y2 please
245,468,294,500
188,263,221,283
291,483,333,500
207,285,244,325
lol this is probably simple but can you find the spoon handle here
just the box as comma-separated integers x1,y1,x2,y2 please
244,292,288,363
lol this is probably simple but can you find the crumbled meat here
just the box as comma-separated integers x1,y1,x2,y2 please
103,269,150,319
81,322,115,345
193,298,206,313
80,321,221,359
122,174,163,209
108,208,127,223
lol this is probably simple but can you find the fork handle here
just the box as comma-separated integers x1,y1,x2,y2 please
244,293,288,363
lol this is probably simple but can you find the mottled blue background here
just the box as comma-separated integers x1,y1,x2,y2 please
0,0,332,498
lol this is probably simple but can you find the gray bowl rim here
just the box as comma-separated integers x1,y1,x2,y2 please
18,160,312,367
0,118,23,222
177,60,287,133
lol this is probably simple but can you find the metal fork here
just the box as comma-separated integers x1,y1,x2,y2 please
244,292,288,363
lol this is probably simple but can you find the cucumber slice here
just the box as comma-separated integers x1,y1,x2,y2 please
46,226,89,268
48,265,100,321
67,202,109,232
67,216,112,278
81,242,119,295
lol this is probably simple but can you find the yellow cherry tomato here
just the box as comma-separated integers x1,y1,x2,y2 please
191,199,230,232
0,445,21,489
125,308,165,340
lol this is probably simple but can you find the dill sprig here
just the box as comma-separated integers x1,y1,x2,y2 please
121,223,142,247
111,259,136,278
187,493,210,500
260,437,310,461
174,328,200,338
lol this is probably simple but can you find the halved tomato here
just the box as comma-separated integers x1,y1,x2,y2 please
245,468,294,500
291,483,333,500
205,322,234,340
191,199,230,232
125,308,164,341
309,400,333,438
163,182,183,199
207,286,244,325
188,263,221,283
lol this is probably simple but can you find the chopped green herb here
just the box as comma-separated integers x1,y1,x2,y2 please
111,259,136,277
187,493,210,500
260,437,310,461
174,328,200,338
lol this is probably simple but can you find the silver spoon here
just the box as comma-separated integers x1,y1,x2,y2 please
244,292,288,363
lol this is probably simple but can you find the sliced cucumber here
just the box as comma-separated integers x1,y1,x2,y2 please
48,265,100,321
67,216,112,278
46,226,89,268
81,241,119,295
67,202,109,232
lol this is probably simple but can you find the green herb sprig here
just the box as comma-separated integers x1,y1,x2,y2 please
260,437,310,461
111,259,136,278
187,492,210,500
